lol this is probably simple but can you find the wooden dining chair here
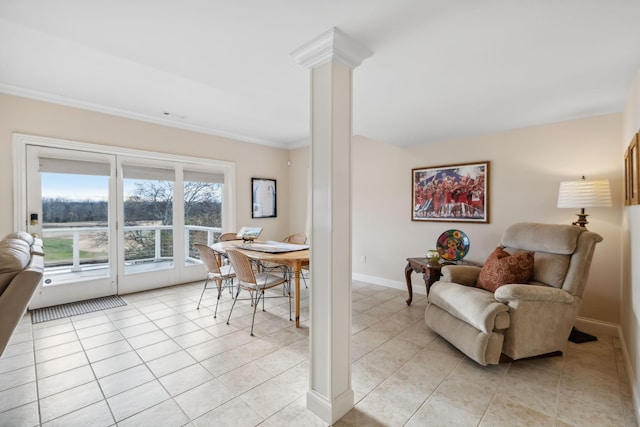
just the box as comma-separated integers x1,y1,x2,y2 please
194,244,235,318
216,232,239,267
225,249,291,336
219,232,239,242
283,233,307,244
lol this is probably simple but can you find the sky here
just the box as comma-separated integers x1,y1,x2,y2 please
42,173,141,201
41,173,221,202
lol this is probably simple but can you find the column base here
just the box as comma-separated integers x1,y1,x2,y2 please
307,388,354,424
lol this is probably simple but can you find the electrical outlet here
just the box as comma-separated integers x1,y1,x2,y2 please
360,255,367,263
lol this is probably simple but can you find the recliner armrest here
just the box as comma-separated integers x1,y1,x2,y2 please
440,265,481,287
494,284,574,304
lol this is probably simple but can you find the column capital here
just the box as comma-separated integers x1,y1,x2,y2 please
291,27,373,70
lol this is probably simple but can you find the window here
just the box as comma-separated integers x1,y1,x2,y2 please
183,169,225,264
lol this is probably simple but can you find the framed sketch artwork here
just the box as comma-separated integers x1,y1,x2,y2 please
252,178,277,218
412,161,490,223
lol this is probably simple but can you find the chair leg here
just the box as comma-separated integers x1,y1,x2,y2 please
196,277,210,309
250,291,265,337
283,268,292,295
227,277,235,296
213,283,222,319
228,274,234,295
226,286,241,325
249,290,257,307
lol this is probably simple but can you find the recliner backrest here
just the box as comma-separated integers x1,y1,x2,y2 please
500,222,603,295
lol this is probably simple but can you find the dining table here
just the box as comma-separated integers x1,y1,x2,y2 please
210,240,309,327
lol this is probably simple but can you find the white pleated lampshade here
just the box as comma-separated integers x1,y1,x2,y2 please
557,179,612,208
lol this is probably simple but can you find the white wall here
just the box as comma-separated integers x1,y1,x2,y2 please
623,67,640,419
0,93,291,241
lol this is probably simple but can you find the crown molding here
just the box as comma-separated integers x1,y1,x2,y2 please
291,27,373,70
0,83,295,150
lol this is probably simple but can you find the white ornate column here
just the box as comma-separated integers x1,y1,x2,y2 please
291,28,372,424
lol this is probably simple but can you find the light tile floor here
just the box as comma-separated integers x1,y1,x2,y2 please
0,280,637,426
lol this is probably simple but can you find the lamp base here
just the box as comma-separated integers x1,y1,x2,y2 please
568,327,597,343
572,213,589,228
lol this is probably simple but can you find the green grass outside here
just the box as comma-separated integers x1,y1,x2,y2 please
42,237,108,263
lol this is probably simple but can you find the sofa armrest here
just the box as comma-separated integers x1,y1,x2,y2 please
440,265,482,287
0,267,42,356
494,284,574,304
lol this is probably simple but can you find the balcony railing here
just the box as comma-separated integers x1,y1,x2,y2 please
42,225,222,273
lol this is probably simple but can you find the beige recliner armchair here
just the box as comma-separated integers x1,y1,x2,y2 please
425,222,602,366
0,232,44,356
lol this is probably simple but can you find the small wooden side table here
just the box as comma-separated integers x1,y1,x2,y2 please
404,258,446,305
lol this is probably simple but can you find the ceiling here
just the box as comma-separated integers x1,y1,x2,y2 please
2,1,640,149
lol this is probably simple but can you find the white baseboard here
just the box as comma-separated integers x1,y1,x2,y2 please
573,316,620,337
617,325,640,425
351,272,425,295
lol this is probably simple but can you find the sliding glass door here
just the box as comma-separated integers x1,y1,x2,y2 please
18,135,235,308
183,168,225,272
116,161,229,293
117,160,178,292
26,146,118,309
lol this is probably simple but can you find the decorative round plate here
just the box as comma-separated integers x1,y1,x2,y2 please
436,229,470,261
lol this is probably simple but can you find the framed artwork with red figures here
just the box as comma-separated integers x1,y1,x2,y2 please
412,161,489,223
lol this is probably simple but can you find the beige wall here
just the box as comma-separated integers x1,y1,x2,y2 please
0,93,291,240
292,114,623,324
354,115,623,325
287,147,310,237
2,92,629,352
623,67,640,417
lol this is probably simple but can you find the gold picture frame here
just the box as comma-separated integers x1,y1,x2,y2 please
412,161,490,223
626,132,639,206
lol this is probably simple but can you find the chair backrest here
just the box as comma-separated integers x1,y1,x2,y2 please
226,249,257,285
500,222,603,296
220,232,238,242
284,233,307,244
194,244,222,275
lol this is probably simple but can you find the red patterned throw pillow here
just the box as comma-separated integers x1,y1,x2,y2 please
477,247,534,292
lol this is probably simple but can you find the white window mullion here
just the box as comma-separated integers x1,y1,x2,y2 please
173,165,186,272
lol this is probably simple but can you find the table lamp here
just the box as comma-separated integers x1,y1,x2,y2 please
557,176,612,229
557,176,611,343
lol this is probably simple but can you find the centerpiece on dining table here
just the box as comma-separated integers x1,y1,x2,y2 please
236,226,262,243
